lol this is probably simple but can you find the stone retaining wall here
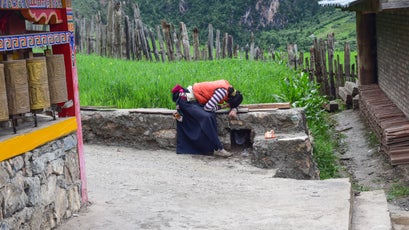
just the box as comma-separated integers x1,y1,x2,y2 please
81,108,319,179
0,133,82,229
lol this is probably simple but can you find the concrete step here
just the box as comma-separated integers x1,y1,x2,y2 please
352,190,392,230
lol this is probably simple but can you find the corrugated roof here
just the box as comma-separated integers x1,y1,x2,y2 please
318,0,358,7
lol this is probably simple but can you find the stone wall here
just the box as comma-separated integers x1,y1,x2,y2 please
377,9,409,118
0,133,82,229
81,108,308,150
81,108,319,179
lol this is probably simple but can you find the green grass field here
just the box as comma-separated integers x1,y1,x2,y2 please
77,54,298,109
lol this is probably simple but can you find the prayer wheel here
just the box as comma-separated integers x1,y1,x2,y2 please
3,59,30,115
46,54,68,104
0,64,9,121
26,57,51,110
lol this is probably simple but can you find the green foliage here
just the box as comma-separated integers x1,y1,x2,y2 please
273,71,327,122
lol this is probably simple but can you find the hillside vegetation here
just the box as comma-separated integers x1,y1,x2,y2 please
72,0,356,52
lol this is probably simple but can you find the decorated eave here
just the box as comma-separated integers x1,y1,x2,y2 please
319,0,409,12
318,0,359,8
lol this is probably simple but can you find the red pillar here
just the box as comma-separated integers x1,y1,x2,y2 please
50,2,88,203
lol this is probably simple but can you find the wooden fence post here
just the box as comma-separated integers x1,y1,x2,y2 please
215,29,221,60
156,25,166,62
327,33,336,99
250,32,255,60
161,20,174,61
180,22,190,61
227,35,233,58
112,1,122,59
344,43,351,82
208,24,214,60
193,28,200,60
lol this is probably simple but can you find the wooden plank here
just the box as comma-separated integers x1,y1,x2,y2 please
240,103,291,109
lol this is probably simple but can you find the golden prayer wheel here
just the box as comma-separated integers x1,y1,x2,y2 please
0,64,9,121
26,57,51,110
3,59,30,115
46,54,68,104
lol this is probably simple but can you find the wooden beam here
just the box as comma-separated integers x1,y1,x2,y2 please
356,12,377,85
240,103,291,110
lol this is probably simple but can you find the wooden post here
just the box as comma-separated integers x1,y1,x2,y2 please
85,17,91,54
337,55,345,86
309,45,316,81
344,43,351,82
173,29,182,61
313,38,324,95
144,27,153,61
101,24,107,57
245,44,249,60
222,33,227,59
250,32,255,60
106,0,114,57
161,20,174,61
149,29,160,62
215,29,221,59
122,16,129,59
208,24,214,60
327,33,336,99
136,19,149,60
356,12,377,85
180,22,190,61
227,35,233,58
95,12,102,56
320,39,330,97
112,2,122,59
193,27,200,60
156,25,166,62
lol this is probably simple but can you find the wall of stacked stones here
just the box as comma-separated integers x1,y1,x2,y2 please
80,108,308,150
0,133,82,229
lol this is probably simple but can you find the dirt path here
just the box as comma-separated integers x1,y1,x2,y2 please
332,109,409,229
57,145,352,230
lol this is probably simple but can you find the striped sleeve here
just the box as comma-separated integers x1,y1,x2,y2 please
204,88,227,112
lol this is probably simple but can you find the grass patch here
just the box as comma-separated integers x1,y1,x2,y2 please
387,183,409,201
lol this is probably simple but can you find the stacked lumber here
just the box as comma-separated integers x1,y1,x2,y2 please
359,84,409,165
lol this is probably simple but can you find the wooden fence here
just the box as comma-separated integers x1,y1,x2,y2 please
74,0,267,62
73,0,357,100
288,33,358,100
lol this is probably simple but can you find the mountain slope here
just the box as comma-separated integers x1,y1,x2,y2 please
72,0,356,51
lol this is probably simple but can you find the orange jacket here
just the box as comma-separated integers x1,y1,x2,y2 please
193,80,231,105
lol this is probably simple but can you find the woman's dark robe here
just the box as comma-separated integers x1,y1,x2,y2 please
175,99,222,155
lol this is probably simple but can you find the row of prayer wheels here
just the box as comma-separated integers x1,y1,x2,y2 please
0,54,68,122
